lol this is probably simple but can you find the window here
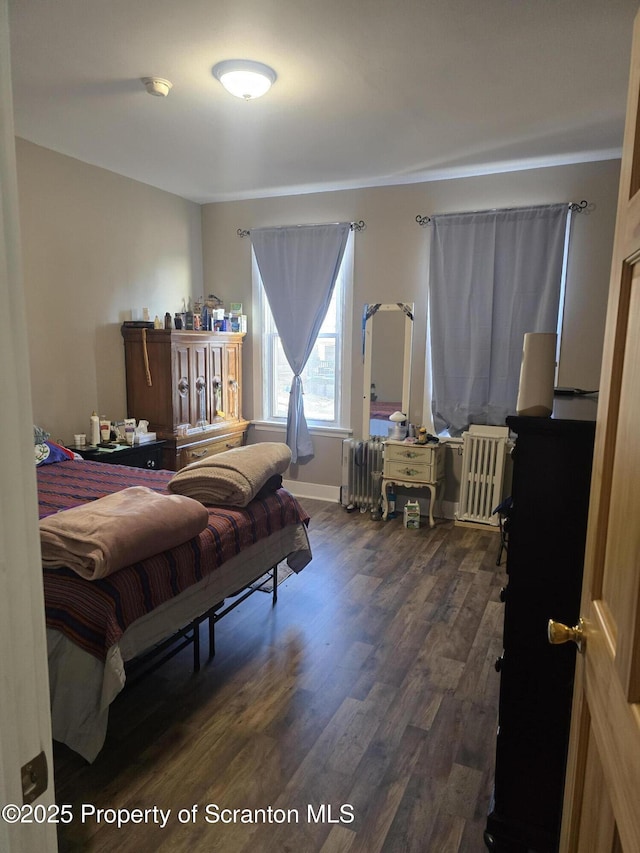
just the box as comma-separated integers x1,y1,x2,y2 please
423,204,572,436
252,233,353,431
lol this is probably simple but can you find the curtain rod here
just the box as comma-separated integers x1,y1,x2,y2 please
415,200,590,227
237,220,366,238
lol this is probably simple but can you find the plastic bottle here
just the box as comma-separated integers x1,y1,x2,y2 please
89,411,100,446
387,486,396,519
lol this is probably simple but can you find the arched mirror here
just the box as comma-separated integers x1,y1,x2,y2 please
362,303,414,437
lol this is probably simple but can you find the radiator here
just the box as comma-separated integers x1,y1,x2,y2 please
456,425,510,527
341,437,384,511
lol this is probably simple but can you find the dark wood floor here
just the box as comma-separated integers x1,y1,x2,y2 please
53,500,506,852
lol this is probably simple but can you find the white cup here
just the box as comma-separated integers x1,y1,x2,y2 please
73,433,86,447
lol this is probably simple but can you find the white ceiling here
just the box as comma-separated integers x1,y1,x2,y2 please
9,0,639,204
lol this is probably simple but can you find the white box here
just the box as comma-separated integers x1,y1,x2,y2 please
403,500,420,529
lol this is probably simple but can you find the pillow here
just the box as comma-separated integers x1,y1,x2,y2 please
167,442,291,507
35,440,75,466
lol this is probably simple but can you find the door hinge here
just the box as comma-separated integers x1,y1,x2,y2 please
21,751,48,804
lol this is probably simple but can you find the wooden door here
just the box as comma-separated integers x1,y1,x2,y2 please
172,341,192,427
559,9,640,851
210,342,224,419
190,340,209,427
224,341,242,420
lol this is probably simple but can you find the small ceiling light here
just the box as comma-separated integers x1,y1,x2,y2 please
141,77,173,97
212,60,276,100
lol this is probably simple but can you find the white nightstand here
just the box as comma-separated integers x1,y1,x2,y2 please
381,440,445,527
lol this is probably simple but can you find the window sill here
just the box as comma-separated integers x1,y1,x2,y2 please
251,420,352,440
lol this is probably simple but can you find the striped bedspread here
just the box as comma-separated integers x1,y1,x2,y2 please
38,460,309,661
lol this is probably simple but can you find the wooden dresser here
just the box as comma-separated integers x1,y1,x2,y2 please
484,397,597,852
121,327,249,471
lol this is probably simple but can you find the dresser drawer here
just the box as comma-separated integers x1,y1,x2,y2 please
176,432,244,469
384,458,433,482
385,443,436,463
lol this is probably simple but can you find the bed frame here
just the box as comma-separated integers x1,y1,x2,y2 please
125,563,280,683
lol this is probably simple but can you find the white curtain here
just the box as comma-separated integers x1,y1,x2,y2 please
428,204,570,435
251,223,350,462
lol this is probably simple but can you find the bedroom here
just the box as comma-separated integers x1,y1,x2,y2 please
2,1,639,851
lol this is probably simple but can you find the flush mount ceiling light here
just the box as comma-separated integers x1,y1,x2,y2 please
212,60,276,100
141,77,173,97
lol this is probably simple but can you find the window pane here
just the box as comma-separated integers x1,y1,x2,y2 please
265,281,340,424
272,334,337,421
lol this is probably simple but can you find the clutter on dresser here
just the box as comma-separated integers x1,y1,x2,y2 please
131,295,248,337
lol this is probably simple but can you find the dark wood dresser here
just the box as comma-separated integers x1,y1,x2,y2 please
121,327,249,471
484,397,598,852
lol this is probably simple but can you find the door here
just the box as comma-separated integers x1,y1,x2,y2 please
559,9,640,851
190,341,209,427
1,1,57,848
225,340,242,421
173,341,192,426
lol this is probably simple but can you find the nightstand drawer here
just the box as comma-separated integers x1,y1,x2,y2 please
385,444,436,464
384,459,433,482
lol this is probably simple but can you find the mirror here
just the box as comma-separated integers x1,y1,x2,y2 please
362,303,414,437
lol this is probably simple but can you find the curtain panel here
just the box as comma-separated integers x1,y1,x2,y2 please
251,223,351,462
428,204,569,436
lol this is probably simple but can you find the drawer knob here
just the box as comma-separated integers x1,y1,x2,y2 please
146,460,155,468
548,618,585,653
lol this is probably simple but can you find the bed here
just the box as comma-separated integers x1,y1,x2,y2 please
37,452,311,762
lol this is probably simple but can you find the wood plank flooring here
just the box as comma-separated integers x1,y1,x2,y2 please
53,500,506,853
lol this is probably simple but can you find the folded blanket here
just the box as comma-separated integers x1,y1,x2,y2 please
40,486,209,580
167,442,291,507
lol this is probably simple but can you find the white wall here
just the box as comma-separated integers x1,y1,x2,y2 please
16,139,203,443
201,159,620,489
15,143,618,490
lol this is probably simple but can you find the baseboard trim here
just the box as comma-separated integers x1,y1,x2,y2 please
282,480,341,503
439,499,458,520
454,519,501,532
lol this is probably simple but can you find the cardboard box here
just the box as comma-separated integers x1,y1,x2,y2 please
403,500,420,529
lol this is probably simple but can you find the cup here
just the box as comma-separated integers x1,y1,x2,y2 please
73,433,86,447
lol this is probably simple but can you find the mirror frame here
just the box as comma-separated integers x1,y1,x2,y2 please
362,303,414,438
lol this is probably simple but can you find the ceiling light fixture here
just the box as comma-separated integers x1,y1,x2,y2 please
141,77,173,97
212,60,276,100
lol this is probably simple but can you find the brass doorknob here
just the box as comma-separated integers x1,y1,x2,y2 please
548,618,585,653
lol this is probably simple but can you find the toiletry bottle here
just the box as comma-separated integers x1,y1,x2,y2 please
388,486,396,519
90,411,100,446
